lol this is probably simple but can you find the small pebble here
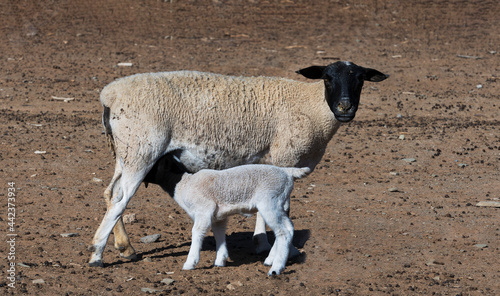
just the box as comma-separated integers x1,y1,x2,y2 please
141,287,162,294
32,279,45,284
388,187,400,192
458,163,468,168
398,135,405,140
476,201,500,208
161,278,175,285
426,259,444,266
474,244,488,249
92,177,103,183
402,158,416,163
140,234,161,243
60,233,79,238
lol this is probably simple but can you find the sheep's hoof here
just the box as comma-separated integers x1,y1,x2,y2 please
120,252,138,261
117,246,137,260
88,260,104,267
289,246,301,258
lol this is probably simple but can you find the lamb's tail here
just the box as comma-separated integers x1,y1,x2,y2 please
283,167,311,179
102,106,116,158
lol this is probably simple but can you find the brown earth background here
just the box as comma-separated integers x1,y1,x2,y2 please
0,0,499,295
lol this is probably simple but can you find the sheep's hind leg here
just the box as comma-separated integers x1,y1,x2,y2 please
103,162,137,260
89,168,146,267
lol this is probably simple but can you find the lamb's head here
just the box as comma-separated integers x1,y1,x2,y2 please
296,61,388,122
143,153,188,197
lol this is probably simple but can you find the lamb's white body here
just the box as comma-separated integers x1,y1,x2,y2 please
173,164,309,276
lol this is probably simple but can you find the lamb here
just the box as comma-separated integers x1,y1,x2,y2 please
157,154,310,275
88,61,388,267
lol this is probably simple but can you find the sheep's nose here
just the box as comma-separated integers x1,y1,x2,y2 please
336,100,352,114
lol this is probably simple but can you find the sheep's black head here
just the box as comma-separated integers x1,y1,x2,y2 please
296,61,388,123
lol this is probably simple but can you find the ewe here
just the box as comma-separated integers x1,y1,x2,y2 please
89,61,388,267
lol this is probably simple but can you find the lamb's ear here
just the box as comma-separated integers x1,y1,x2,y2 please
296,66,326,79
364,68,389,82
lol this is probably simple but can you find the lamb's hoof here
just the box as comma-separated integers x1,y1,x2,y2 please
182,266,195,270
88,260,104,267
267,268,284,276
214,261,227,267
182,262,196,270
264,256,273,266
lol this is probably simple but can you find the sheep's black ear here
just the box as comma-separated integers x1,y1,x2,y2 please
364,68,389,82
296,66,326,79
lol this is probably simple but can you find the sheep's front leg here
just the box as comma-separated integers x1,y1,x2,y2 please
212,219,229,267
183,216,211,270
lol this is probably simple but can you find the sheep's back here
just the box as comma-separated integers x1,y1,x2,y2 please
100,71,328,169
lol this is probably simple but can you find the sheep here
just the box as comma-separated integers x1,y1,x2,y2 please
88,61,388,267
156,154,310,275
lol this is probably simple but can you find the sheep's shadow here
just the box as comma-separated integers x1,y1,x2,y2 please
106,229,309,268
104,241,191,267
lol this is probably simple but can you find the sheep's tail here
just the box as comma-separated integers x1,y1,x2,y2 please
102,106,116,158
283,167,311,179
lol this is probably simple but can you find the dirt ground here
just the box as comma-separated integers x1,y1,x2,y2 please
1,0,499,295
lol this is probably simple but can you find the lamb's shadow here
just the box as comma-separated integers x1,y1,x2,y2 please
202,229,310,267
107,229,310,268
